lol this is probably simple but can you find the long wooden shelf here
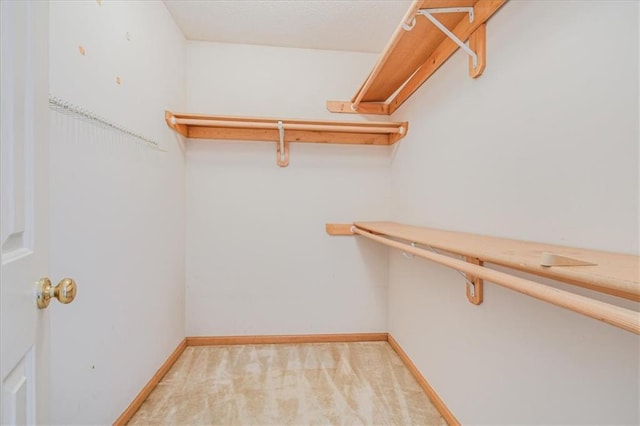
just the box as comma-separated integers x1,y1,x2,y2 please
165,111,408,166
347,222,640,301
327,0,506,115
327,221,640,334
165,111,408,145
164,111,409,167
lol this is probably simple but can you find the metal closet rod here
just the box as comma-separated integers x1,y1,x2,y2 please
171,117,404,135
351,226,640,335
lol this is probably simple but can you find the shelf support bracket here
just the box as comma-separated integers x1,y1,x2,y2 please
465,257,484,305
402,242,418,259
404,7,485,77
276,120,289,167
417,8,477,69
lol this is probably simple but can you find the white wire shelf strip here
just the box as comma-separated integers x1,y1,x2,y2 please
48,95,166,151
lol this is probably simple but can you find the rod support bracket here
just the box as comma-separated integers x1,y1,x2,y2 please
276,120,289,167
466,257,484,305
402,242,417,259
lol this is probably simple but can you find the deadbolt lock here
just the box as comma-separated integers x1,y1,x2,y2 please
37,277,77,309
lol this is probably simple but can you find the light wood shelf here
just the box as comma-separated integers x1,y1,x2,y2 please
333,221,640,301
165,111,408,145
165,111,408,166
327,0,506,115
327,221,640,334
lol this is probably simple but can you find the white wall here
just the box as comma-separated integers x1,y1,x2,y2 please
48,2,186,424
185,42,391,336
44,1,639,423
388,1,640,424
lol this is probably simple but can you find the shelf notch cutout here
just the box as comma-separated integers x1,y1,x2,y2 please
540,252,597,267
405,7,485,77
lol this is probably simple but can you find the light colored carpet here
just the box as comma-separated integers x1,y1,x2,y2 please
128,341,446,425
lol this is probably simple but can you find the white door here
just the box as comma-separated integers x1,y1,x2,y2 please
1,1,51,424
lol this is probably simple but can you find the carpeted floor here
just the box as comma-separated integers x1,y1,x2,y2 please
128,341,446,425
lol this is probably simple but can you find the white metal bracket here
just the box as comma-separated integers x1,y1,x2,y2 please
403,7,479,69
402,242,417,259
276,120,289,167
467,280,476,297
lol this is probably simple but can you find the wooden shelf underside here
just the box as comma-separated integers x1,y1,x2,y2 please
328,0,506,115
165,111,408,145
333,221,640,301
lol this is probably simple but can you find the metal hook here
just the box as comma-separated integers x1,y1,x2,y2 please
276,120,289,167
402,17,417,31
277,121,284,161
402,242,417,259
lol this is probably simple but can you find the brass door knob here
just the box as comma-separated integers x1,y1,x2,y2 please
37,277,77,309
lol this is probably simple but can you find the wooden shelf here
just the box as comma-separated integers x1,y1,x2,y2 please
165,111,409,167
165,111,408,166
165,112,408,145
327,0,506,115
327,221,640,334
345,221,640,301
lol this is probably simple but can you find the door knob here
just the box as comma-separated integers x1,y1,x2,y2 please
37,277,77,309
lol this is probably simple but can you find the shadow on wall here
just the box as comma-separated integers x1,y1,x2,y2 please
354,237,390,291
185,139,394,169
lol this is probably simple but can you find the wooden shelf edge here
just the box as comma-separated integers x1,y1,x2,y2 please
326,100,390,115
326,223,355,236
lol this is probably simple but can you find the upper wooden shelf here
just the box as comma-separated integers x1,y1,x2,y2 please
330,221,640,302
327,0,506,115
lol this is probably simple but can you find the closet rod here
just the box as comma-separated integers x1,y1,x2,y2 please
172,118,404,134
351,226,640,335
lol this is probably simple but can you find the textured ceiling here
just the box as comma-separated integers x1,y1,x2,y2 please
163,0,413,53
